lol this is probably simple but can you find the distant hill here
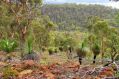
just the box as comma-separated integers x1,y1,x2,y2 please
42,4,119,31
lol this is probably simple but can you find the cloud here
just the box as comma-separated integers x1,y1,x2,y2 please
44,0,67,3
103,2,119,9
76,2,119,9
44,0,109,3
44,0,119,9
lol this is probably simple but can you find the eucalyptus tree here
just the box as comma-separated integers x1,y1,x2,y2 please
31,16,55,50
87,16,109,63
0,0,43,51
93,20,109,62
87,16,101,32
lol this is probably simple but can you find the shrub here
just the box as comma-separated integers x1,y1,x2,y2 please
54,32,78,52
76,47,87,59
48,47,55,55
115,71,119,78
23,36,40,61
59,46,63,51
76,41,89,64
0,39,17,53
22,60,38,69
92,43,100,64
48,47,59,55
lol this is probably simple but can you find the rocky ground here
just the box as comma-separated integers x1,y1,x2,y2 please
0,51,119,79
0,60,119,79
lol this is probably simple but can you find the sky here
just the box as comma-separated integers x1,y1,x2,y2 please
43,0,119,9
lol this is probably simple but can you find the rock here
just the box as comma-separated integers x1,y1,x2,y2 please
0,51,6,56
67,61,80,69
23,52,40,61
44,72,55,79
12,63,23,72
0,51,6,61
19,70,33,78
99,67,114,77
108,62,118,71
22,60,38,69
0,62,7,67
98,75,106,78
83,75,94,79
95,76,100,79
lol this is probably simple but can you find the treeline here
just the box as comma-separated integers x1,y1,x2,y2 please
42,4,119,31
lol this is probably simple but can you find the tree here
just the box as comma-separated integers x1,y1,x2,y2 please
115,13,119,26
87,16,101,32
31,16,55,50
54,32,77,51
107,28,119,62
87,16,109,63
0,0,43,51
42,4,118,31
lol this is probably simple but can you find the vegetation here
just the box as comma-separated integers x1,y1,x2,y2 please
27,36,33,54
48,47,58,55
0,0,119,78
0,39,17,53
42,4,119,31
76,41,88,64
92,41,100,64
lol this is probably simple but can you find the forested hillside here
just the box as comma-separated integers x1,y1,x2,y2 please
1,0,119,78
42,4,119,31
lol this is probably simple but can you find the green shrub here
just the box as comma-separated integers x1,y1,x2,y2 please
0,39,17,53
59,46,63,51
92,43,100,56
48,47,59,55
76,41,89,64
48,47,55,55
54,32,78,52
115,71,119,78
92,43,100,64
23,36,40,61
